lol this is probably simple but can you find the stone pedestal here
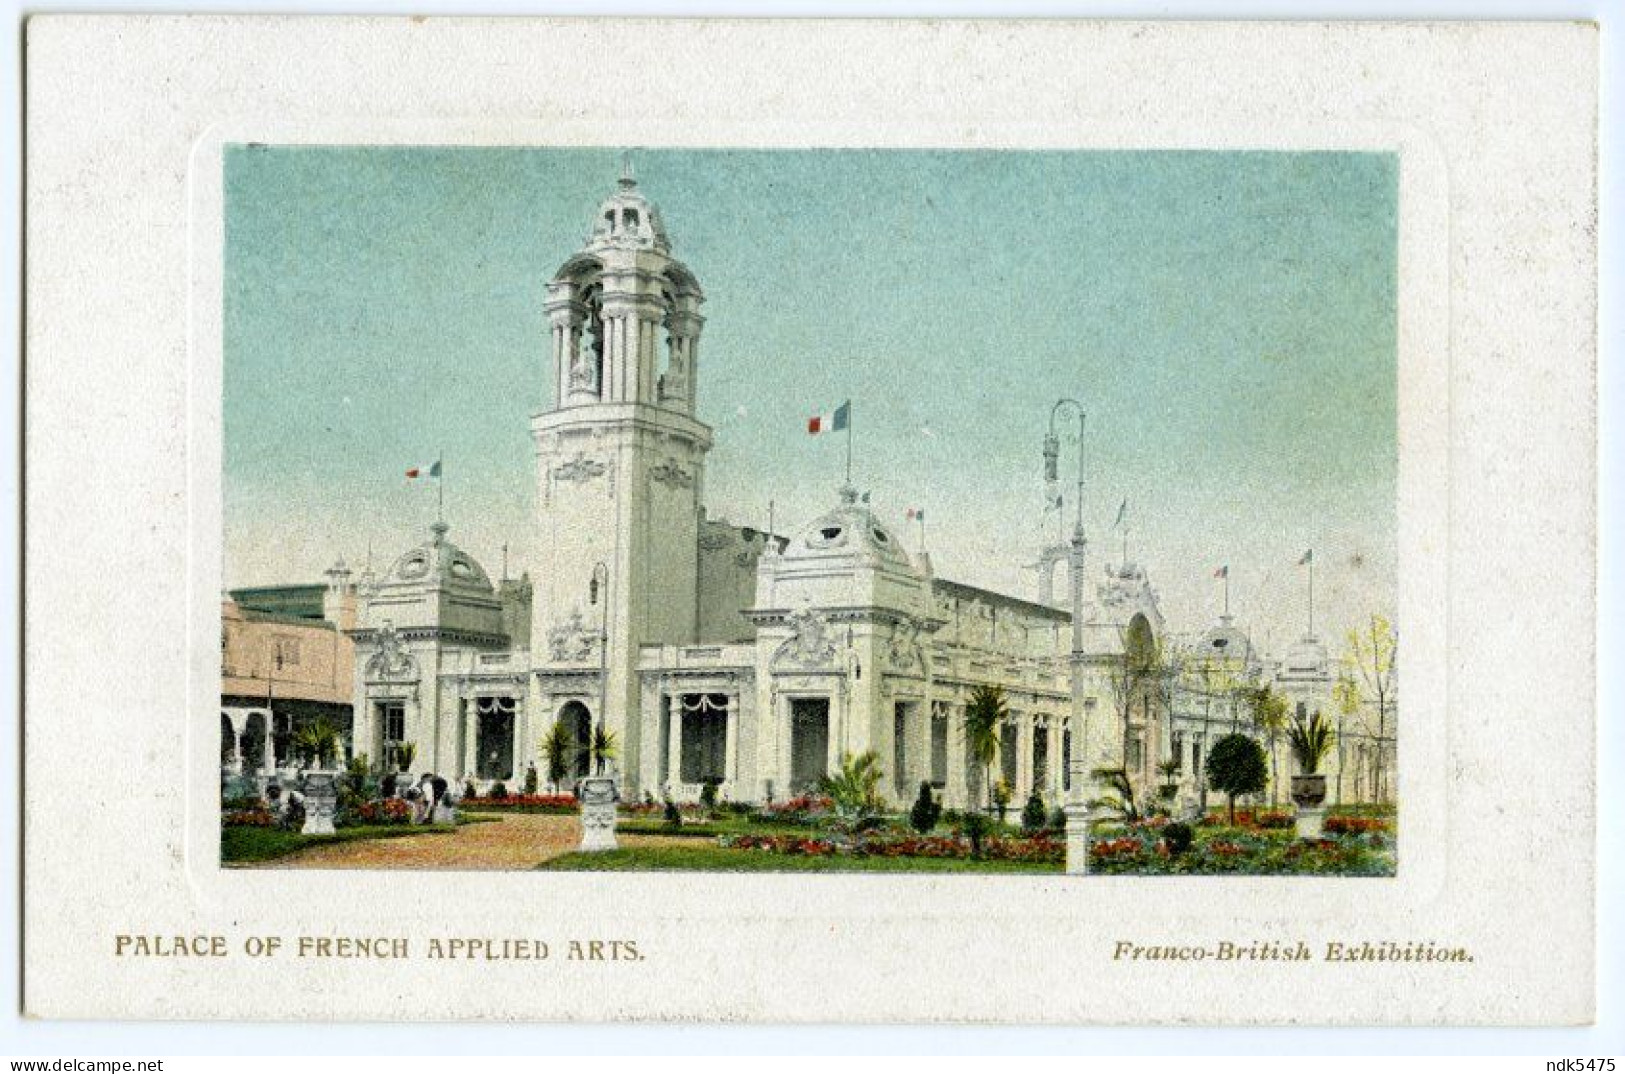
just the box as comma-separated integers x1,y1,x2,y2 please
1295,806,1326,840
577,775,619,852
300,771,339,835
1063,800,1093,876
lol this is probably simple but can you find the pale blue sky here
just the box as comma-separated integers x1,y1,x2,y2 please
225,146,1396,652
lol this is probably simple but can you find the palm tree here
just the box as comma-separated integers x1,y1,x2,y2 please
588,725,619,776
820,750,884,834
962,684,1007,811
540,720,573,792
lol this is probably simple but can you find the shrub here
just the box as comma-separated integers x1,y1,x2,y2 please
489,781,510,801
699,780,719,811
909,782,942,834
1287,711,1336,775
960,812,993,859
357,797,412,825
1206,733,1268,826
1049,805,1068,830
1163,821,1194,856
463,779,477,801
381,773,398,798
223,807,276,828
663,798,682,829
1021,789,1047,833
522,763,539,797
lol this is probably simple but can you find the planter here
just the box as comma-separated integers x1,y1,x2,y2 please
300,770,339,835
1290,774,1327,809
577,775,620,852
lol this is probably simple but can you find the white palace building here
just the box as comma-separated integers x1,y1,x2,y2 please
251,169,1391,812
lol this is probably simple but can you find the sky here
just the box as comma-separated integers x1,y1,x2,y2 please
224,146,1397,658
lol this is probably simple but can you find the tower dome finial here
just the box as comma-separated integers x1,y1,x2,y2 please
619,153,636,190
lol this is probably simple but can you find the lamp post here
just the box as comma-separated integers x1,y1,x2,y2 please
588,561,610,776
1049,398,1095,876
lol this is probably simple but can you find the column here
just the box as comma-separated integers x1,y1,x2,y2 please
1016,712,1034,802
665,693,683,794
723,692,740,793
1047,719,1065,803
945,702,969,809
463,698,479,784
260,710,275,775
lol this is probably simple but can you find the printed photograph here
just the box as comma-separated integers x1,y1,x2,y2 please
219,147,1398,875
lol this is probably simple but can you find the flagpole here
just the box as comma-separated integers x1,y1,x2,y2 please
1308,553,1315,637
844,402,853,489
438,451,445,525
1224,571,1230,618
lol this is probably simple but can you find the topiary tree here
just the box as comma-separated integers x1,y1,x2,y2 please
540,720,573,793
909,781,942,834
1020,788,1047,833
522,761,539,796
1206,732,1268,826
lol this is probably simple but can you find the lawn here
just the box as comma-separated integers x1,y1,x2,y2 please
221,818,494,865
538,845,1060,873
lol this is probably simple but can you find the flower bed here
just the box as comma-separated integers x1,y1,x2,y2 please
716,829,1063,865
460,794,577,813
223,807,276,828
356,797,413,825
1199,809,1295,830
1086,826,1394,876
619,801,708,819
749,795,834,826
1323,814,1391,835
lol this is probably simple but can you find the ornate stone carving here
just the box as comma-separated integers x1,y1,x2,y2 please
772,607,837,669
887,620,924,673
649,459,693,490
364,624,418,682
552,453,607,484
547,608,600,663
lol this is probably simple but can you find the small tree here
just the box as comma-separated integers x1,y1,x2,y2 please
540,721,573,792
1156,758,1182,807
961,685,1007,811
1020,788,1047,833
991,779,1012,823
1247,684,1292,804
393,741,417,774
1088,766,1140,824
292,719,342,768
522,761,539,797
1205,733,1268,826
909,782,941,834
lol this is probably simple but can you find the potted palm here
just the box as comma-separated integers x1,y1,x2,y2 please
291,719,343,836
1286,710,1336,839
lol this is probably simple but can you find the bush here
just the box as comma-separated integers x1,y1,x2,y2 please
908,782,942,834
522,763,539,797
663,798,682,829
463,779,478,801
381,773,398,799
699,780,719,811
1049,806,1068,830
960,812,993,858
992,780,1012,823
1163,821,1194,856
1021,789,1047,833
489,781,510,801
1206,733,1268,826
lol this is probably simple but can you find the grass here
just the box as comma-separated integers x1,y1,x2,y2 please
537,845,1061,873
221,818,490,865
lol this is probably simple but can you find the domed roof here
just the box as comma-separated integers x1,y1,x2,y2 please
382,522,495,593
785,489,914,570
1280,634,1329,675
585,163,670,255
1197,615,1253,663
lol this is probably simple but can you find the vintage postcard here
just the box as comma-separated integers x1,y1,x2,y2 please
22,17,1596,1023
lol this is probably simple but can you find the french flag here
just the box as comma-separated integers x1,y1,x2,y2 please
807,401,850,435
406,460,442,479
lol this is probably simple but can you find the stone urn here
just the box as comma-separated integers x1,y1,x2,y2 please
300,770,339,835
577,775,619,853
1291,774,1327,839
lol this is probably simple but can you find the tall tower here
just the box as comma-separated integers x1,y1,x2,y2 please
530,165,711,791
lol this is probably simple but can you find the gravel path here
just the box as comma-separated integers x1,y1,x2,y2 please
259,812,647,871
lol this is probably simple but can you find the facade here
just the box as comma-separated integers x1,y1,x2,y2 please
220,569,357,780
332,170,1393,810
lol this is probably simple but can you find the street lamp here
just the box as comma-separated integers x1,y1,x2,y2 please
588,562,610,776
1050,398,1094,876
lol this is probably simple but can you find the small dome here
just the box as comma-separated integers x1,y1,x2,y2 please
1198,615,1252,663
383,522,495,593
585,165,670,254
1281,634,1329,675
786,490,913,570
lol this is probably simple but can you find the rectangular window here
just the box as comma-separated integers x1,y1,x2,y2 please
1171,731,1185,772
381,703,405,743
893,704,908,795
273,635,301,668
